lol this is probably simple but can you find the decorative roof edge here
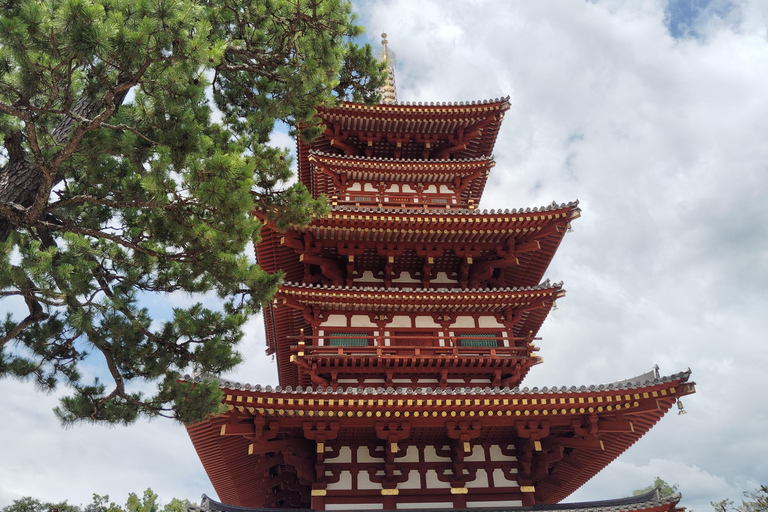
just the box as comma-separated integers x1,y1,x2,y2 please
193,487,681,512
279,278,563,294
327,200,580,216
332,95,512,109
186,368,692,396
308,149,494,164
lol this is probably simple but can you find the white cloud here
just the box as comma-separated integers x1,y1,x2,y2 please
3,0,768,509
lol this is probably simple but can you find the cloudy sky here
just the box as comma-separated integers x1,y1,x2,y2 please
2,1,768,511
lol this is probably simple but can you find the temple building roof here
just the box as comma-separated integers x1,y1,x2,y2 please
194,487,683,512
186,370,694,507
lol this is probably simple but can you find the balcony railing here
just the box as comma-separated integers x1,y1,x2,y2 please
288,333,540,360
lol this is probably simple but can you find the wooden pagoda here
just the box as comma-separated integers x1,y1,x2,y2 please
186,36,695,511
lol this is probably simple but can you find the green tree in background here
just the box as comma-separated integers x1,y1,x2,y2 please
2,489,188,512
0,0,385,425
712,485,768,512
632,477,679,497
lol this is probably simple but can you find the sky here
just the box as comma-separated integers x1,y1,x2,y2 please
2,1,768,511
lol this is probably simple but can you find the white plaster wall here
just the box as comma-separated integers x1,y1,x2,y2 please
325,446,353,463
398,445,419,463
463,445,486,462
423,446,451,462
350,315,375,328
396,503,452,510
402,184,415,193
425,470,452,489
431,272,455,284
348,183,362,191
385,184,399,192
478,316,503,328
357,446,385,463
451,316,475,328
397,470,422,489
493,468,518,484
322,315,347,328
388,316,411,328
326,470,353,491
392,274,419,283
489,445,517,461
439,184,452,194
327,504,383,511
364,183,378,192
423,184,437,193
465,471,489,488
466,501,523,508
415,316,439,328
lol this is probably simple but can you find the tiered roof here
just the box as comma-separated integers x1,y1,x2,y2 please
186,370,695,508
195,487,684,512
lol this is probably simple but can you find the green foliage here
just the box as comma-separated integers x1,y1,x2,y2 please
0,0,385,424
632,477,679,497
712,485,768,512
2,489,191,512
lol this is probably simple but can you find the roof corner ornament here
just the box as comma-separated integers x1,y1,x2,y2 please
677,399,687,415
379,33,398,105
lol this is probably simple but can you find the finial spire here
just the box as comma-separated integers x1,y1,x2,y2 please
379,33,397,105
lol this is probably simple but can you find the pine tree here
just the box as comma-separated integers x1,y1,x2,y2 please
0,0,385,424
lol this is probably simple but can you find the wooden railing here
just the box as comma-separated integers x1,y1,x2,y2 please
288,333,540,359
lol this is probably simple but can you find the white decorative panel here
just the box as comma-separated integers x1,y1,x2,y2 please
396,503,452,510
415,316,439,328
398,469,421,489
439,185,452,194
322,315,347,327
423,446,451,462
423,184,437,193
425,470,452,488
451,316,475,328
388,316,411,328
348,183,362,191
363,183,378,192
327,504,383,511
478,316,503,328
402,184,416,193
493,468,518,484
350,315,375,327
326,470,353,490
464,445,485,462
357,446,384,463
489,445,517,461
467,500,523,508
466,471,489,488
325,446,352,463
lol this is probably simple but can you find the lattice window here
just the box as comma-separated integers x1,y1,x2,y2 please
327,333,369,346
458,333,499,347
429,197,449,204
353,196,373,202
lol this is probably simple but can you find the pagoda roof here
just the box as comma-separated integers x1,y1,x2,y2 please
299,98,511,192
194,486,682,512
186,369,694,507
293,201,579,245
307,151,494,205
276,280,564,315
308,151,494,182
316,97,512,128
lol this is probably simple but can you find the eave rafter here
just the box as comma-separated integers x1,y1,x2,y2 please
274,281,564,315
187,371,695,507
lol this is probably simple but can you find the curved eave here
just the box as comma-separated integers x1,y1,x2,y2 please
319,96,511,119
276,281,563,314
197,487,682,512
186,371,694,508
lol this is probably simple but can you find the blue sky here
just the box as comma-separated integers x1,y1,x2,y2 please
3,1,768,511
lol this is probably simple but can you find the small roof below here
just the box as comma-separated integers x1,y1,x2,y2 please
192,487,682,512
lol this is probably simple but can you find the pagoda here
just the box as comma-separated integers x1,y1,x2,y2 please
186,36,695,511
